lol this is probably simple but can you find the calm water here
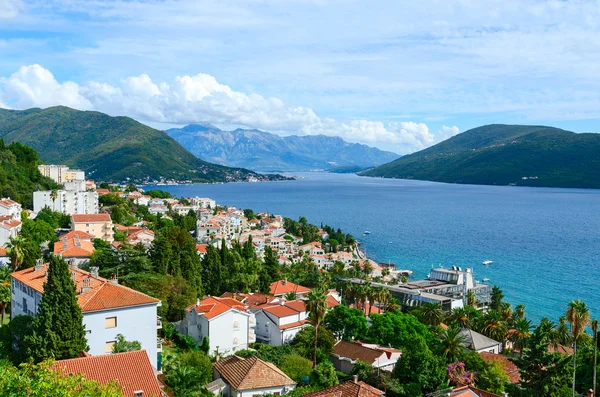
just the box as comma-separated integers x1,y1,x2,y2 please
151,173,600,323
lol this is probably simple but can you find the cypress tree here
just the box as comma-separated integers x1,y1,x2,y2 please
201,244,222,296
27,255,88,362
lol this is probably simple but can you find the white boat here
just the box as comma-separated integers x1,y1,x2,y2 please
363,231,371,235
482,260,493,265
482,277,490,282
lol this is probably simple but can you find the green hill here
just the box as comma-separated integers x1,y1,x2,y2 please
360,124,600,188
0,140,58,207
0,106,286,183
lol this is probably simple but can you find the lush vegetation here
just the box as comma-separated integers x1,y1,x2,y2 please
0,140,58,207
361,124,600,188
0,106,287,183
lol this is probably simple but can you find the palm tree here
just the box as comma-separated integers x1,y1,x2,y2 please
566,299,591,397
284,292,297,301
415,302,445,326
515,304,526,319
500,302,513,322
591,319,598,397
480,311,507,343
354,284,368,314
6,236,26,272
510,317,532,357
447,307,471,329
50,189,58,209
440,326,467,363
306,287,328,368
466,291,477,308
366,286,376,316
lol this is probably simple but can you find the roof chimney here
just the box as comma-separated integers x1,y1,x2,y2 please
197,298,200,306
80,278,92,294
353,375,358,384
109,274,118,285
89,266,99,279
34,259,44,272
68,259,78,270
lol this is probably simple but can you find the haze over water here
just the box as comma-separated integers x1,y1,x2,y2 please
155,172,600,324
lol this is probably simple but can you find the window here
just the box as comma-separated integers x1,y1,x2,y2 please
105,317,117,328
105,341,115,353
22,298,27,313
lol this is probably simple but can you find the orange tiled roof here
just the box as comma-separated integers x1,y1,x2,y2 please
264,305,301,318
54,231,95,257
327,295,340,308
0,247,6,256
72,213,111,223
220,292,276,308
284,300,306,312
187,296,248,319
0,198,20,207
0,219,21,230
213,355,295,390
10,265,159,312
447,386,502,397
196,244,208,253
270,280,311,296
278,319,309,330
332,341,383,364
303,380,384,397
50,350,162,397
479,352,520,384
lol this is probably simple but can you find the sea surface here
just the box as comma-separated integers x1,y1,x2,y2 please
150,173,600,324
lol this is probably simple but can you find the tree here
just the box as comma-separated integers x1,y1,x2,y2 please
26,255,88,362
466,290,477,307
515,304,526,319
592,319,598,397
0,267,11,324
490,286,504,311
279,354,313,382
111,334,141,353
306,288,328,368
5,236,25,271
0,315,34,364
291,326,335,364
477,360,509,394
510,317,532,357
392,334,446,394
478,310,507,343
201,244,223,296
412,302,445,326
439,326,467,363
566,299,590,397
323,305,368,341
367,311,432,349
309,361,338,388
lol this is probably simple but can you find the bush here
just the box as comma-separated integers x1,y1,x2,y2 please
279,354,313,382
309,361,338,388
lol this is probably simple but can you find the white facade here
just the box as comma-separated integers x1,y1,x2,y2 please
34,190,99,215
0,220,21,247
0,198,22,220
38,165,85,184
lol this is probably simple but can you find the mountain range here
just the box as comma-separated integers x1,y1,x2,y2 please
361,124,600,188
0,107,287,183
165,124,400,172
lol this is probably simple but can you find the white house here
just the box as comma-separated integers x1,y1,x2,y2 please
0,198,22,220
459,328,502,354
0,218,21,247
331,340,402,373
148,204,169,215
253,300,309,346
10,264,162,369
178,296,256,357
213,355,296,397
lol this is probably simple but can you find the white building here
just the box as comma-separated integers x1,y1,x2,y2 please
0,218,21,247
34,190,99,215
38,165,85,184
10,264,162,369
0,198,22,221
190,197,216,209
459,328,502,354
331,340,402,373
178,296,256,357
253,300,309,346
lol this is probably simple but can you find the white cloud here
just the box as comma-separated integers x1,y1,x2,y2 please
0,65,457,152
0,0,22,19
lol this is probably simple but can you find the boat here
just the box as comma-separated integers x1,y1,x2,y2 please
363,231,371,235
482,277,490,282
482,260,493,266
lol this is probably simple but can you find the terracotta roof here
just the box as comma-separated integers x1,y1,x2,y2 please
0,198,20,207
50,350,163,397
213,356,295,390
196,244,208,253
60,230,95,239
11,264,159,312
303,380,384,397
0,219,21,230
72,213,111,223
284,300,306,312
187,296,248,320
54,232,95,257
270,280,311,296
549,344,574,355
327,295,340,308
479,352,520,384
220,292,276,308
278,319,310,330
263,304,301,318
0,247,6,256
332,341,383,364
447,386,502,397
96,189,110,195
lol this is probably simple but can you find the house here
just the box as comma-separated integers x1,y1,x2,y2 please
53,231,95,266
0,247,8,267
254,300,309,346
459,328,502,354
331,340,401,373
50,350,164,397
0,198,22,220
479,352,520,384
212,355,296,397
0,218,21,247
303,378,384,397
126,229,155,248
10,264,161,368
178,296,256,356
71,213,114,243
196,244,208,259
270,280,311,299
148,204,169,215
445,385,503,397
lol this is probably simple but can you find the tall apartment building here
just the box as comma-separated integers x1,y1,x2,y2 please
34,190,99,215
38,165,85,184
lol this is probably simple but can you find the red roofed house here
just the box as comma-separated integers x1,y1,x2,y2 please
196,244,208,259
126,229,155,248
303,378,384,397
331,340,401,373
54,231,95,266
72,213,114,243
179,296,257,357
0,198,22,220
254,300,310,346
0,217,21,247
212,355,296,397
0,246,8,267
270,279,311,299
445,385,503,397
11,263,162,369
51,350,165,397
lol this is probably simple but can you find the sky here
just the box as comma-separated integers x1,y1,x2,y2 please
1,0,600,154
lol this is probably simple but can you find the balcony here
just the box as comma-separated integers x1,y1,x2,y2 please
157,317,162,329
157,338,164,352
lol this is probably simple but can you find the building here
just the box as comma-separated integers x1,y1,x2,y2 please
38,165,85,184
331,340,401,373
178,296,256,356
270,280,311,299
53,231,95,266
10,264,161,368
0,198,22,220
0,247,8,267
71,213,114,242
459,328,502,354
302,378,384,397
34,189,99,215
212,355,296,397
444,385,503,397
254,300,309,346
479,352,520,384
0,218,21,247
50,350,165,397
126,229,155,248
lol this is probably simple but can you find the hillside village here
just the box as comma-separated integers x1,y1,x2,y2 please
0,160,597,397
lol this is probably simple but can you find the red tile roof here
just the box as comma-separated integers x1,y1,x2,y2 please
327,295,340,308
448,386,502,397
0,247,7,256
54,232,95,257
72,213,111,223
187,296,248,320
220,292,276,308
303,380,384,397
0,198,20,207
479,352,520,384
0,219,21,230
50,350,163,397
278,320,309,330
196,244,208,253
11,264,159,312
332,341,384,364
213,355,295,390
264,305,300,318
270,280,311,296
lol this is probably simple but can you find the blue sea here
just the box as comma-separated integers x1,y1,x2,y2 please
150,173,600,324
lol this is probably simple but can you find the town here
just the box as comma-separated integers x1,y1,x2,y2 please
0,162,597,397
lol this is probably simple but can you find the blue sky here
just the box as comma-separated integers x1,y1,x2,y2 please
1,0,600,154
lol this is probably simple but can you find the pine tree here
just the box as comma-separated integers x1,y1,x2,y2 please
27,255,88,362
201,244,223,296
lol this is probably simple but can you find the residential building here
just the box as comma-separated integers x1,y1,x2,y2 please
0,198,22,220
148,204,169,215
254,300,309,346
71,213,114,242
302,379,384,397
53,231,95,266
270,280,311,299
178,296,256,357
190,197,216,209
331,341,401,373
0,218,21,247
10,264,161,368
38,165,85,184
126,229,155,248
459,328,502,354
444,385,503,397
479,352,520,384
0,247,8,267
212,355,296,397
50,350,165,397
34,189,99,215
